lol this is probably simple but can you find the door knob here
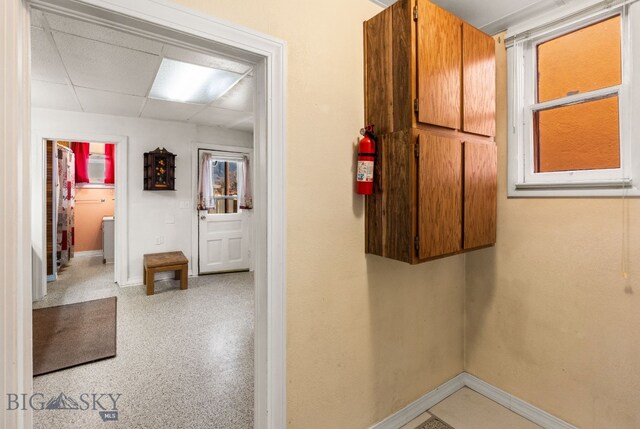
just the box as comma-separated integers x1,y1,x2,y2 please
200,215,206,220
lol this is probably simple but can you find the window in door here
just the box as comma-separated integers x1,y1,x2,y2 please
210,159,239,214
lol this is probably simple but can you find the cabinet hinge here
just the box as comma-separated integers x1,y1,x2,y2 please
414,141,420,158
413,98,419,113
414,236,420,251
413,5,418,21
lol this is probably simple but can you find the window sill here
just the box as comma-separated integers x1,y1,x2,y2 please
508,180,640,197
76,183,115,189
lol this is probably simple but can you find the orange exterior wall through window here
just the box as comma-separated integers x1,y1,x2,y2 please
536,15,621,172
536,96,620,172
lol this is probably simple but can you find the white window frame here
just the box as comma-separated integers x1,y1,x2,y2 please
208,152,244,214
507,0,640,197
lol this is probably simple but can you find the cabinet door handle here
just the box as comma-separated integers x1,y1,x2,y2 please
200,215,206,220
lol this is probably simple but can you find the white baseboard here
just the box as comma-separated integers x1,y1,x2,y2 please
463,373,578,429
74,250,103,257
369,374,465,429
370,372,577,429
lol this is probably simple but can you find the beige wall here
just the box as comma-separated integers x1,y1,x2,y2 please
171,1,465,427
465,35,640,429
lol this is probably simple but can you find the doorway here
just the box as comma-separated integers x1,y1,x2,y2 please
32,131,128,302
3,0,285,427
16,0,286,428
197,148,252,274
30,6,259,426
36,139,118,304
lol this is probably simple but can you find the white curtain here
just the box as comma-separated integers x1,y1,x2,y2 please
198,151,253,211
197,152,215,210
239,154,253,210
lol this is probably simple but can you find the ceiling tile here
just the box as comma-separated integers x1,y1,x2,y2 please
140,98,205,122
44,12,163,54
230,117,254,132
31,80,82,111
211,76,254,112
31,27,68,84
31,10,46,28
53,31,159,96
189,107,251,128
163,45,252,74
75,87,145,117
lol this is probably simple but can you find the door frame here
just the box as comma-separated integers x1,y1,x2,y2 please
31,132,128,300
191,143,254,275
1,1,32,427
2,0,287,428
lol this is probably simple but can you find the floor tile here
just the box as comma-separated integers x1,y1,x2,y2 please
400,411,433,429
429,388,542,429
33,256,254,429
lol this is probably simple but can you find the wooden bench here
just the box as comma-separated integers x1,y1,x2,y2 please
143,251,188,296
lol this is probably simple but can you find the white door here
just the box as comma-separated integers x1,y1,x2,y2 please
198,151,250,274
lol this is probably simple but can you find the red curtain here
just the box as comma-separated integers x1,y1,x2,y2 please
72,142,90,183
105,144,115,184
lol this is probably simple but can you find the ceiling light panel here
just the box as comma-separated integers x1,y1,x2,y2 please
149,58,244,105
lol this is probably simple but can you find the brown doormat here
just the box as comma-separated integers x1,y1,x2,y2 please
33,297,117,376
416,416,454,429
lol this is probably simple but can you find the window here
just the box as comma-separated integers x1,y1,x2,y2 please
73,142,115,187
209,159,240,214
197,150,251,213
88,153,107,183
508,2,639,197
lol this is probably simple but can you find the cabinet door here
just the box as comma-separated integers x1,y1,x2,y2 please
462,23,496,137
364,7,394,134
416,1,461,130
417,132,462,259
463,141,497,249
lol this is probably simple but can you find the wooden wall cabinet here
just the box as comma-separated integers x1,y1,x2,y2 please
364,0,496,264
143,147,176,191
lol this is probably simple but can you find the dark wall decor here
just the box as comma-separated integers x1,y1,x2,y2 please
143,147,176,190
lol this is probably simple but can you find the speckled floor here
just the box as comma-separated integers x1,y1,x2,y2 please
33,255,254,429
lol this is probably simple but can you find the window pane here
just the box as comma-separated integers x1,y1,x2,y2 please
535,96,620,173
537,16,621,103
209,159,239,214
228,161,238,196
212,161,226,197
88,154,106,183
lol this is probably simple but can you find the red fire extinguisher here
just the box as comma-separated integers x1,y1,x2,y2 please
356,125,377,195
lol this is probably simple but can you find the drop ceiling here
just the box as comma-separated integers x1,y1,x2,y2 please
30,10,255,133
